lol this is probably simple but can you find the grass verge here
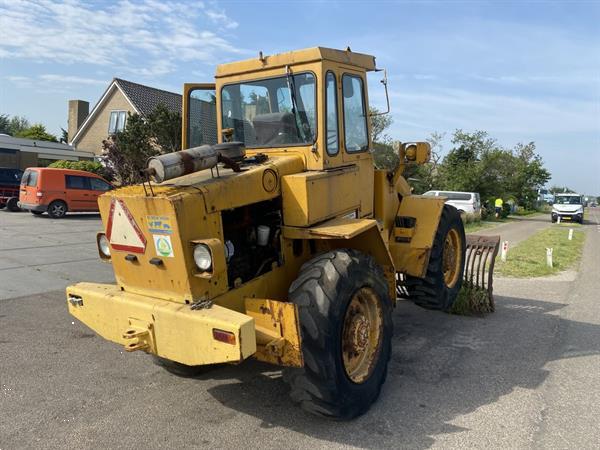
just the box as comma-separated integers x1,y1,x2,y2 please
496,225,585,277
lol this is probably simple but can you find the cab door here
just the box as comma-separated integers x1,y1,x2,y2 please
64,174,95,210
182,83,217,149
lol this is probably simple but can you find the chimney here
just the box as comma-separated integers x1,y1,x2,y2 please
68,100,89,144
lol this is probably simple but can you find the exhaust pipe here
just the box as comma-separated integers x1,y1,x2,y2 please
146,145,218,183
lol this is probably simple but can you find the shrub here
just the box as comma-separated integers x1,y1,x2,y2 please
49,160,114,181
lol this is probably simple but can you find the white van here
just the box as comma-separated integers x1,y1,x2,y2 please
423,190,481,217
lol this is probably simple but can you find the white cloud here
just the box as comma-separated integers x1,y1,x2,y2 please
0,0,243,78
39,74,106,86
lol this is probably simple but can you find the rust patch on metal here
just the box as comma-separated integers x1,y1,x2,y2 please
179,151,196,175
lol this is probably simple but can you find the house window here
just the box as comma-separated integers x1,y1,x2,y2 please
108,111,128,134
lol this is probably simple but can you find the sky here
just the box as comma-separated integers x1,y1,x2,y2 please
0,0,599,194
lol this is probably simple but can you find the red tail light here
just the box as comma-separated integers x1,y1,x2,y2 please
212,329,236,345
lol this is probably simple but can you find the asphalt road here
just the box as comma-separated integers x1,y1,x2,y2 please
1,209,599,449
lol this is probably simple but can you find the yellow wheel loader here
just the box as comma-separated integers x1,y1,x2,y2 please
67,47,482,419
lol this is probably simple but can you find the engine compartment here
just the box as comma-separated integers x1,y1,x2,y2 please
221,198,282,287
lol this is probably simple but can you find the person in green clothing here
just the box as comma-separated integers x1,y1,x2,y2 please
495,197,503,218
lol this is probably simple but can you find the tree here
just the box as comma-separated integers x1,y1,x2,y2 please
147,103,181,153
102,113,155,185
369,106,393,144
0,114,9,134
369,107,397,170
102,103,182,185
404,132,445,193
60,128,69,144
14,124,58,142
507,142,551,209
8,116,30,135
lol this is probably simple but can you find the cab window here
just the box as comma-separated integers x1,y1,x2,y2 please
90,178,112,191
188,88,218,147
325,72,339,155
342,74,368,152
65,175,90,190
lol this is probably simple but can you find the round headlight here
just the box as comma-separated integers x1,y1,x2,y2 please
193,244,212,271
98,233,111,258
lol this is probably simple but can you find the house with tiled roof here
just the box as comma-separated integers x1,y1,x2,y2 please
68,78,182,155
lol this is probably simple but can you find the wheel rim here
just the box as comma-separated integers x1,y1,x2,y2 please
51,204,65,216
443,228,462,287
342,287,383,384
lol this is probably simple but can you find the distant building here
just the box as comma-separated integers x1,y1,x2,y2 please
68,78,182,155
0,135,94,170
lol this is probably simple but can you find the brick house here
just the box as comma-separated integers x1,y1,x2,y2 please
68,78,182,155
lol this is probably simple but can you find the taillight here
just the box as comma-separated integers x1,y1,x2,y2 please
212,329,236,345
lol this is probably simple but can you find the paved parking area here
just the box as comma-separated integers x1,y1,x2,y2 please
1,209,599,449
0,211,113,300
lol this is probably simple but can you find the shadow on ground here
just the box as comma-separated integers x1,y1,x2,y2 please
174,295,599,448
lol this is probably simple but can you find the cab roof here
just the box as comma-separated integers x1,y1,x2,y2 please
215,47,377,78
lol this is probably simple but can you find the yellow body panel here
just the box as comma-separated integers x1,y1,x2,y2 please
67,282,256,365
281,166,361,226
282,217,377,240
389,195,446,278
245,298,303,367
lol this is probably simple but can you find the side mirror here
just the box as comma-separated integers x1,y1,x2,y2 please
398,142,431,165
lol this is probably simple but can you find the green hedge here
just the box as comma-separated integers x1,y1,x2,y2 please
49,160,113,181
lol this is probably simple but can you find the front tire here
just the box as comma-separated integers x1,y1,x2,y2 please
405,205,466,311
48,200,67,218
283,249,393,419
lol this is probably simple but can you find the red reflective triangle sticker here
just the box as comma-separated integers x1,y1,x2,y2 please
105,198,147,254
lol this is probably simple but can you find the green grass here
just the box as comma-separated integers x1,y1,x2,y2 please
464,217,513,233
451,281,494,315
496,226,585,277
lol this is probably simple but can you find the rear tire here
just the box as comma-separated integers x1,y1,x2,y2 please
283,249,393,419
152,356,217,377
405,205,466,311
6,197,20,212
47,200,67,218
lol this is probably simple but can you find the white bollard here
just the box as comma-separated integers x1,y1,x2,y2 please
501,241,509,262
557,215,561,224
546,248,553,268
568,228,573,241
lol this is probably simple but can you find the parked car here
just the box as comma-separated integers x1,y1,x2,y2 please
551,193,584,224
423,190,481,217
0,167,24,211
18,167,113,218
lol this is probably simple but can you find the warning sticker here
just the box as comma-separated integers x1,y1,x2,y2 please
106,198,147,254
147,215,173,235
153,234,174,258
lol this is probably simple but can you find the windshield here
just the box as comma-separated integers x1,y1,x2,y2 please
221,72,316,147
554,195,582,205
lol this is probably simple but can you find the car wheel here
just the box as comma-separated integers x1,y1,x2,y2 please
6,197,20,212
47,200,68,218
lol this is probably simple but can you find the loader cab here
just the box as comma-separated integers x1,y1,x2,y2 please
182,47,376,172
